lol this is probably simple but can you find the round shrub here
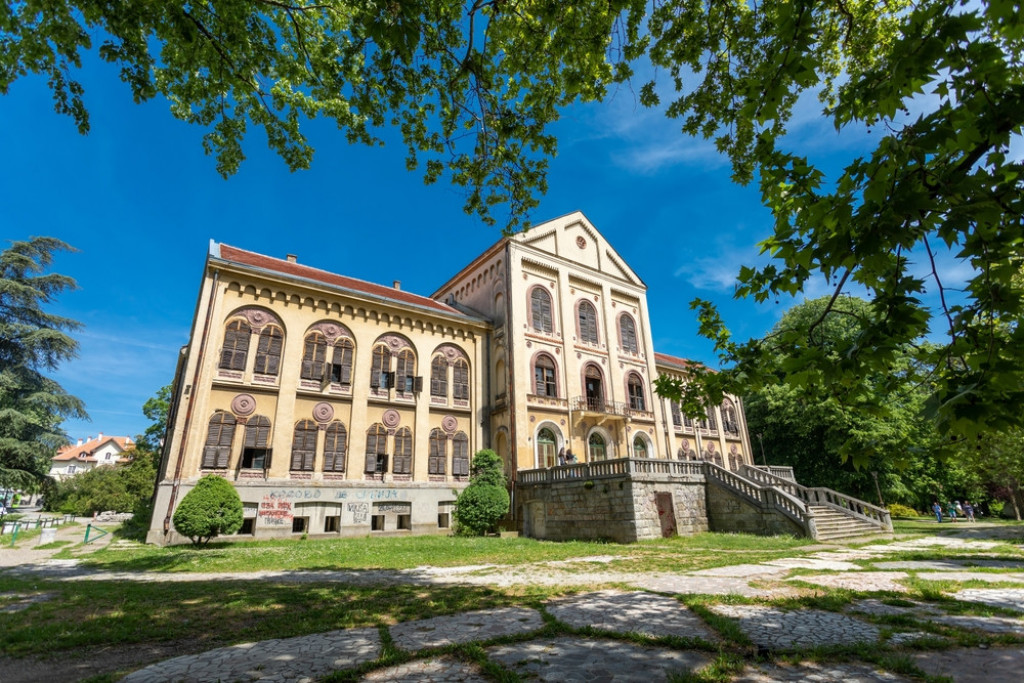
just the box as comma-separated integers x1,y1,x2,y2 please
469,449,505,487
172,475,244,546
454,484,509,536
886,503,920,518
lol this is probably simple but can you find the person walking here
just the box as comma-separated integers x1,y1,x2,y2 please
964,501,976,522
947,500,958,521
932,501,943,523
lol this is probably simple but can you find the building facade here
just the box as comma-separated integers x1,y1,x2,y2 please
51,434,134,481
148,212,752,545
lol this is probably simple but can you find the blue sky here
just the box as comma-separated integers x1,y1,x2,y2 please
2,50,939,443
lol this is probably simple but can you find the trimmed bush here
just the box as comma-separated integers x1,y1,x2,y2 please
454,484,509,536
887,503,920,518
469,449,505,487
172,475,244,546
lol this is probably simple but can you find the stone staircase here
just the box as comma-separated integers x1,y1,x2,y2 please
809,504,890,542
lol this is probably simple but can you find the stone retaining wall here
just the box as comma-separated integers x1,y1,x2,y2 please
705,482,804,537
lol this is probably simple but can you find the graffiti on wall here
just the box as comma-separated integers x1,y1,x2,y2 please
347,502,369,523
258,495,293,525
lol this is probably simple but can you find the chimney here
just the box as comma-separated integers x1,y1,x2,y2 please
286,254,297,263
98,432,103,440
393,280,401,290
77,438,83,446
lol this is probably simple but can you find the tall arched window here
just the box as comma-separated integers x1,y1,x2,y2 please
364,424,388,473
430,355,448,398
301,332,328,380
627,373,646,411
537,427,557,468
323,422,347,472
706,406,719,433
428,428,447,475
530,287,553,333
619,315,638,354
253,325,283,376
633,434,649,459
722,399,739,434
588,432,607,462
370,345,391,388
578,300,599,344
242,415,272,469
290,419,318,471
452,432,469,476
534,354,557,397
329,338,354,385
453,359,470,401
220,319,251,370
201,412,236,468
393,427,412,474
396,348,416,393
584,364,604,410
670,401,682,428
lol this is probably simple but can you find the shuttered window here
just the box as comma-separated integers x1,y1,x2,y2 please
534,354,557,397
241,415,272,469
452,432,469,476
671,401,682,427
364,424,388,473
627,374,646,411
254,326,283,375
428,428,446,475
395,349,416,393
201,412,236,468
331,339,354,385
430,355,448,398
620,315,638,354
393,427,412,474
706,406,718,432
530,288,553,333
323,422,347,472
578,301,599,344
453,359,470,401
290,420,318,471
300,332,328,380
370,345,390,388
220,320,251,370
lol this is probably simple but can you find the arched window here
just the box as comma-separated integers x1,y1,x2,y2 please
220,319,251,370
533,354,557,397
706,406,719,433
428,428,446,475
201,412,235,468
584,364,604,410
393,427,412,474
722,399,739,435
627,373,646,411
452,432,469,476
364,424,388,473
729,447,743,471
588,432,606,462
329,338,354,385
670,401,682,428
633,434,648,459
241,415,272,469
370,345,391,388
301,332,328,380
254,325,283,376
396,348,416,393
290,419,318,471
430,355,448,398
537,427,557,468
578,300,599,344
619,315,638,355
323,422,347,472
530,287,553,333
453,359,470,401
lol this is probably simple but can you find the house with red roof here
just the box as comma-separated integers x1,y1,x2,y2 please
50,433,134,481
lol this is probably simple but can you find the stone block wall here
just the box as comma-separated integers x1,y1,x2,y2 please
705,482,804,537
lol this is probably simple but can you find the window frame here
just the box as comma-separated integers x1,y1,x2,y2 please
290,419,318,471
627,373,646,411
530,287,554,333
577,300,599,345
428,428,447,475
619,314,639,355
393,426,412,474
323,421,347,472
300,332,329,381
533,354,558,397
220,319,251,371
202,412,236,469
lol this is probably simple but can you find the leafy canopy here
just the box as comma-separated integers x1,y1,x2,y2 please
0,237,87,489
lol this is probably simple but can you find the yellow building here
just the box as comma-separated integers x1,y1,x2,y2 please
149,212,752,545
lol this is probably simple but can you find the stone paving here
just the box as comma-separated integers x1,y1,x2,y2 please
734,661,911,682
912,647,1024,683
390,607,543,651
794,571,911,593
361,657,488,682
949,588,1024,612
707,604,882,650
545,590,720,642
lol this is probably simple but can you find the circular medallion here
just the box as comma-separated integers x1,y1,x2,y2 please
313,402,334,424
249,310,268,324
231,393,256,417
382,409,401,428
576,236,587,249
441,415,458,434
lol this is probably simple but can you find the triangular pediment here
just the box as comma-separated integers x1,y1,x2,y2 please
514,211,644,288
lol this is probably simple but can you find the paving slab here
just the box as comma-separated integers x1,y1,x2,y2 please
545,590,719,642
875,560,1024,571
635,573,798,598
734,660,911,681
846,598,942,617
763,557,862,572
389,607,542,651
794,571,909,593
687,563,788,578
486,636,712,682
361,656,488,682
912,646,1024,683
949,588,1024,613
930,614,1024,635
709,605,881,650
119,627,380,683
915,572,1024,583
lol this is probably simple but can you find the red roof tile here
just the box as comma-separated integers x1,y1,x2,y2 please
654,352,711,373
53,435,133,462
216,244,480,320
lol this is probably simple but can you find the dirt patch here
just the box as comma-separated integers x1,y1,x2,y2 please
0,640,207,683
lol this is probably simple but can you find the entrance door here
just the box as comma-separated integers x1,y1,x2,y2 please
655,492,677,538
537,428,557,468
584,366,603,410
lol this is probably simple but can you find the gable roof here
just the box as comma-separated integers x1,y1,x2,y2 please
654,352,706,374
53,435,133,462
212,243,489,324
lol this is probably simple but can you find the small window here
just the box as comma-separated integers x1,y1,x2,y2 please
254,326,283,375
534,354,557,397
397,514,411,530
531,288,553,333
578,300,599,344
291,516,308,534
241,448,271,469
239,518,255,535
438,513,450,529
620,315,638,355
371,515,385,531
220,319,251,370
324,516,340,533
